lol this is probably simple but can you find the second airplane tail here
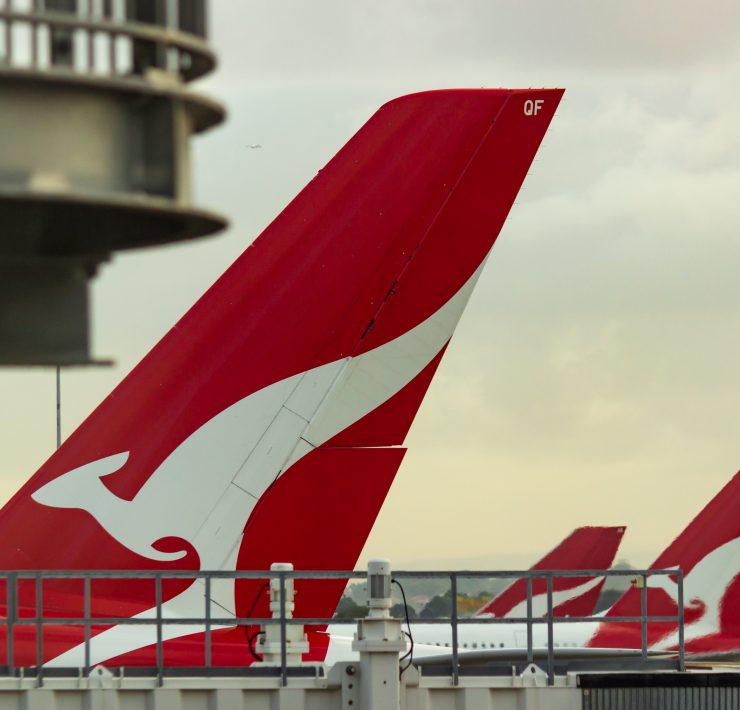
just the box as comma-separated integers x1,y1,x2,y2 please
591,470,740,654
477,526,625,619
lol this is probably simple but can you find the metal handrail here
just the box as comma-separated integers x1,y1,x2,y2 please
0,567,685,687
395,568,685,685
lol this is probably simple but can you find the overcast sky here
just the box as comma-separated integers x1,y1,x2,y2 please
0,0,738,569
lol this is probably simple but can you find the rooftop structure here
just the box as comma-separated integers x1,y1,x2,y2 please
0,0,226,365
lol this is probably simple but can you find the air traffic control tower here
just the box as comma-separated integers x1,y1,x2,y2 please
0,0,226,365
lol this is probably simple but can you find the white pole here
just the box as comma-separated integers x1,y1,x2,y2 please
354,559,405,710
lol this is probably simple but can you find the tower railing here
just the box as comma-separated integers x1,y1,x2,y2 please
0,0,214,81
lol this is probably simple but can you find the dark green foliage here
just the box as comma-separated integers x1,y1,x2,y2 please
334,596,369,619
419,590,453,618
391,602,417,619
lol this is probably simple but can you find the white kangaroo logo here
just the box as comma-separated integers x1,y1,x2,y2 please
30,360,312,565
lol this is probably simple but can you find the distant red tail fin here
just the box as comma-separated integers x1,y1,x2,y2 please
477,526,625,618
0,89,562,666
590,471,740,654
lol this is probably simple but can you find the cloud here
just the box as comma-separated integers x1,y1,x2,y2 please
209,0,740,89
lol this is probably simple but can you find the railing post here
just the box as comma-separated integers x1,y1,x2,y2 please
204,575,212,669
35,572,43,686
677,569,685,672
155,574,163,684
451,573,459,686
546,575,554,686
526,576,533,666
6,572,15,675
83,576,91,674
640,574,648,660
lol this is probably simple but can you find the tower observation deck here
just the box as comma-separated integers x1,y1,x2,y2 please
0,0,226,365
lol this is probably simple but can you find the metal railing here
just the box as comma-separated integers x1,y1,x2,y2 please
393,568,685,686
0,568,685,687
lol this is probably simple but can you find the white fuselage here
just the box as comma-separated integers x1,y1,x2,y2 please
324,620,602,664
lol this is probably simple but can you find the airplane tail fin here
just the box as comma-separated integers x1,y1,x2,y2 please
476,526,625,618
591,471,740,654
0,88,562,665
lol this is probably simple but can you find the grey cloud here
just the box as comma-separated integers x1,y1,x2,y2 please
209,0,740,87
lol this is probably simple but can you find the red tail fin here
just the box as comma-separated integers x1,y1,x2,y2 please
591,471,740,654
477,526,625,618
0,89,562,666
